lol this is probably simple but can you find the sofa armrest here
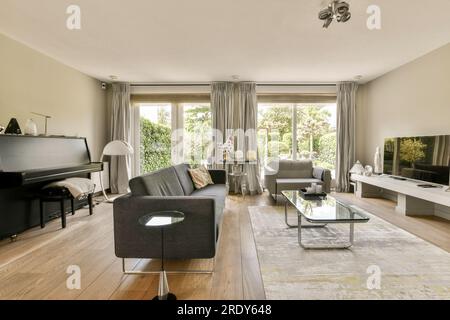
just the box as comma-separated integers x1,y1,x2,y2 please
313,167,332,193
113,194,217,259
208,169,226,184
264,166,278,194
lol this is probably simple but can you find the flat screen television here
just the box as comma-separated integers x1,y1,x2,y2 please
383,135,450,185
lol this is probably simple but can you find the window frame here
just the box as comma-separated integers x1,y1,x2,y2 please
257,99,337,166
131,96,212,176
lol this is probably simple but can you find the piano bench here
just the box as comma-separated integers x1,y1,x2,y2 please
38,188,94,229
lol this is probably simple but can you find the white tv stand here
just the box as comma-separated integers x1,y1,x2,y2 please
351,174,450,220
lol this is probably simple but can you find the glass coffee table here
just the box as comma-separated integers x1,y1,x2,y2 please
282,191,370,249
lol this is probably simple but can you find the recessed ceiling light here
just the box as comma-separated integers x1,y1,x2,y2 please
354,75,363,81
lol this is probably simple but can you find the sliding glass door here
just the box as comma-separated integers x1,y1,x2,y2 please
135,102,212,175
258,102,337,177
257,103,294,164
139,104,172,174
296,104,336,172
182,103,212,166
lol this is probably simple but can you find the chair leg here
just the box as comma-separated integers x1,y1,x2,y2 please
40,200,45,228
60,199,66,229
71,198,75,215
275,185,278,204
88,194,94,215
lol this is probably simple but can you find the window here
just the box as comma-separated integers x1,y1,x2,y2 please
139,104,172,174
296,104,336,172
257,102,337,177
136,101,212,175
182,103,212,166
257,104,294,162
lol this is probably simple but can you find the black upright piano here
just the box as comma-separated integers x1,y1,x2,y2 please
0,135,103,239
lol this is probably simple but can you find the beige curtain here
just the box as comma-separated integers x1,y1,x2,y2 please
110,83,131,194
336,82,358,193
236,83,263,195
211,82,262,194
211,82,235,158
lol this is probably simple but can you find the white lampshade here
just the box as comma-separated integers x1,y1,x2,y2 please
349,160,365,175
102,140,134,156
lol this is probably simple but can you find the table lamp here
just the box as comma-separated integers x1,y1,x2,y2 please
349,160,365,175
99,140,134,202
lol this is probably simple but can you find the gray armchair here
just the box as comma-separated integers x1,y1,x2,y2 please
113,164,226,264
264,159,331,200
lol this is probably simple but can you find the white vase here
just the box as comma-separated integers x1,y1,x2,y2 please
374,146,382,174
365,165,373,176
24,119,38,136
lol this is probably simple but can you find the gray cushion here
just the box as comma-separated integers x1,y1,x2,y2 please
173,163,195,195
129,167,184,196
191,184,226,224
191,184,226,201
313,167,325,180
277,160,313,178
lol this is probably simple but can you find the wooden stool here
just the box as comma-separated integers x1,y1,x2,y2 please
39,188,94,229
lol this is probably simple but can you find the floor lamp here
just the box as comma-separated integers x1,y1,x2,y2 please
99,140,134,203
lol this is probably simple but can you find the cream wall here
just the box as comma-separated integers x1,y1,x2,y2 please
0,33,107,160
356,43,450,166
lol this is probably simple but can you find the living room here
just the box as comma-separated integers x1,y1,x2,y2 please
0,0,449,307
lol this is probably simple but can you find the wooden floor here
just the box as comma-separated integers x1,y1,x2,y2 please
334,193,450,253
0,192,449,300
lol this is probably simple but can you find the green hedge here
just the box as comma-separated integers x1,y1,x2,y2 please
316,132,336,170
140,117,171,174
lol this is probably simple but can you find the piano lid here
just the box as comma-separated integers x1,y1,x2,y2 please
0,135,92,172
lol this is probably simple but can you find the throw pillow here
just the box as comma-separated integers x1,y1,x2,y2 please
188,166,214,189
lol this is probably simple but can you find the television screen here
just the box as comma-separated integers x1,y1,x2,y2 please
383,135,450,185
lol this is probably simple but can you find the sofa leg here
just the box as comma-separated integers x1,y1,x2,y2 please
275,184,278,204
272,193,278,204
121,258,215,275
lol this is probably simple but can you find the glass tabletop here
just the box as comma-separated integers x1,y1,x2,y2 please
228,172,248,176
138,211,185,228
282,190,370,223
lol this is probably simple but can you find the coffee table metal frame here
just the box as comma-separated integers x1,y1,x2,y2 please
282,191,369,250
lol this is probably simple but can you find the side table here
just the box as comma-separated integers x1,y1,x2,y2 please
228,172,248,197
138,211,185,300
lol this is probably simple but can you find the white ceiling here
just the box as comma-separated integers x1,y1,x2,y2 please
0,0,449,83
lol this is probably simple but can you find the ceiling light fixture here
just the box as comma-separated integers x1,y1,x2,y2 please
319,0,351,28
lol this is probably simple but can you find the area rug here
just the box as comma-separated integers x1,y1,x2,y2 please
248,205,450,300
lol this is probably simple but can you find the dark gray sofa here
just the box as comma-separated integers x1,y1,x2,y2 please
113,164,226,260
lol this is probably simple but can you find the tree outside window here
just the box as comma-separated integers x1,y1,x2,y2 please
257,103,336,173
